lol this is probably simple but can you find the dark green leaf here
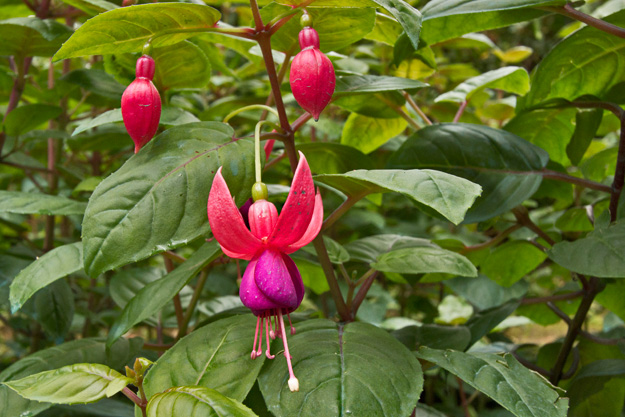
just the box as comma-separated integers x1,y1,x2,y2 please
10,242,82,313
435,66,529,103
555,207,594,232
146,386,258,417
387,123,550,223
0,338,141,417
549,221,625,278
372,247,477,276
144,315,264,402
315,169,481,225
446,275,528,310
60,69,125,101
567,109,603,166
519,10,625,110
54,4,221,60
392,324,471,351
0,17,72,58
82,122,253,277
34,280,74,339
4,364,132,404
107,241,221,347
345,234,437,264
465,299,520,345
415,347,569,417
259,320,423,417
420,0,564,44
3,104,62,136
0,191,86,216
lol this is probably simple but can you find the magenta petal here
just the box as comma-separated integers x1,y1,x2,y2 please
268,152,316,248
254,249,298,309
240,257,282,314
207,168,262,260
281,252,304,309
284,191,323,254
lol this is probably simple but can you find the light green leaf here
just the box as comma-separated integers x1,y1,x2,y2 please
9,242,82,313
365,12,403,46
147,386,258,417
335,74,427,95
421,0,564,44
549,221,625,278
341,114,407,154
297,143,374,174
54,4,221,60
259,320,423,417
435,66,530,103
315,169,482,225
371,0,422,49
107,241,221,347
57,0,117,15
415,348,569,417
0,17,72,58
260,5,376,53
345,234,437,264
481,241,547,286
3,104,62,136
567,109,603,166
4,364,132,404
292,257,329,294
82,122,253,277
144,315,264,402
372,247,477,277
0,191,86,216
387,123,550,223
0,338,142,417
153,40,211,90
519,10,625,110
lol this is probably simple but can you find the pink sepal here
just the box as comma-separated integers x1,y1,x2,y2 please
268,152,315,248
284,191,323,254
207,167,262,260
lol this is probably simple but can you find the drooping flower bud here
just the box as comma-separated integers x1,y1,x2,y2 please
121,55,161,153
289,27,335,121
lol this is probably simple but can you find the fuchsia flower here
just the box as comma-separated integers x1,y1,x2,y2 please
207,152,323,392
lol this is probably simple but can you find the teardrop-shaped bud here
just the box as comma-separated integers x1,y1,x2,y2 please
289,28,335,121
248,199,279,240
121,55,161,153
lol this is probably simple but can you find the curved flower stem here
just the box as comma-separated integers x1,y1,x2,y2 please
313,236,351,322
254,121,281,182
540,169,612,193
322,192,368,232
351,270,378,317
511,206,556,247
180,269,209,337
249,0,265,31
461,224,522,254
453,100,468,123
403,91,432,125
268,0,316,35
541,3,625,39
122,387,147,417
609,112,625,219
223,104,280,124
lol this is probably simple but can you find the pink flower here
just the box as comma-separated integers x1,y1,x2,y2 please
207,152,323,392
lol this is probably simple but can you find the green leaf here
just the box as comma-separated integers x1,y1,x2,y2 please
315,169,481,225
346,234,436,264
56,0,118,15
147,386,258,417
296,143,374,174
504,107,576,166
54,4,221,60
365,12,403,46
144,315,264,402
465,299,520,345
341,114,407,154
555,207,594,232
392,324,472,351
335,74,427,95
0,337,141,417
446,275,528,311
370,0,422,50
334,91,405,119
387,123,550,223
3,104,62,136
0,191,86,216
259,320,423,417
109,267,165,309
372,246,477,276
292,257,329,294
519,10,625,110
481,241,547,286
153,40,211,90
0,17,72,58
60,69,125,101
82,122,253,277
420,0,564,44
33,280,75,340
4,364,132,405
260,5,376,53
435,66,530,103
549,221,625,278
10,242,83,313
323,235,350,264
415,348,569,417
106,241,221,347
72,109,124,136
567,109,603,166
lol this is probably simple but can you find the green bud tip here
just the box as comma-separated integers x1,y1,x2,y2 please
300,12,312,28
142,42,153,57
252,182,268,202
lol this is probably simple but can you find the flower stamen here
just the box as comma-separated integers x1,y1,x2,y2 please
287,312,296,335
265,313,275,359
251,315,261,359
278,310,299,392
